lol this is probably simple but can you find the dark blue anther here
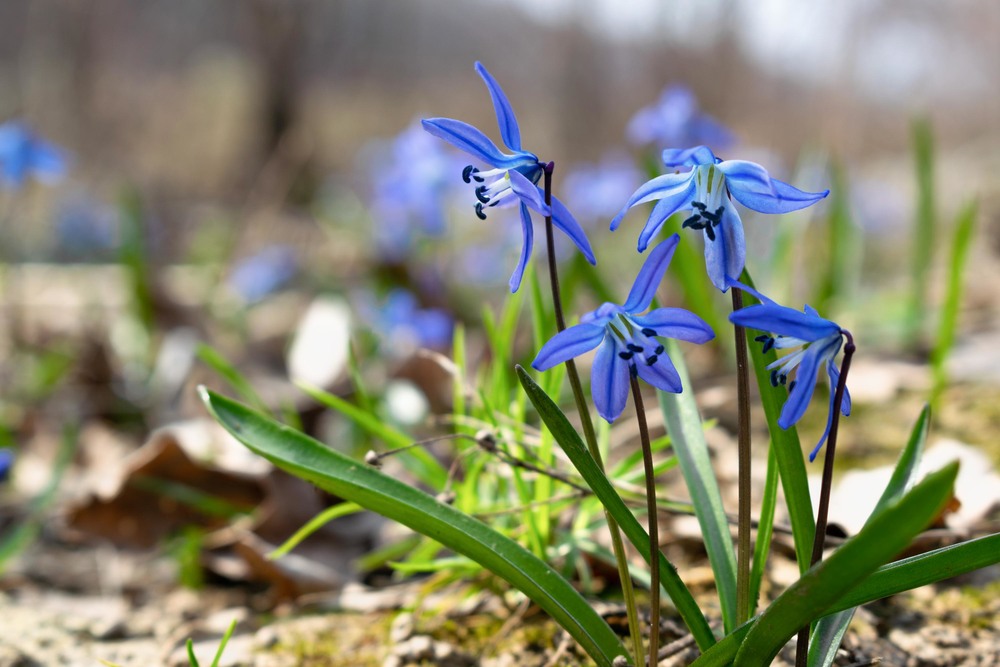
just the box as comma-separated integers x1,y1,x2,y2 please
787,379,796,392
475,203,487,220
641,328,657,336
654,344,664,355
462,165,477,184
474,186,490,204
646,355,658,365
692,201,707,211
770,369,780,387
627,343,643,353
705,224,717,242
682,215,704,230
618,351,634,360
779,373,787,386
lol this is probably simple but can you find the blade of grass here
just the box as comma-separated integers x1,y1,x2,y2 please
748,443,778,616
931,201,977,404
196,344,269,414
201,388,626,666
516,366,717,651
657,339,738,633
269,502,363,559
905,117,936,349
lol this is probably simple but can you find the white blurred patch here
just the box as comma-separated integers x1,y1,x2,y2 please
287,297,351,389
384,380,429,426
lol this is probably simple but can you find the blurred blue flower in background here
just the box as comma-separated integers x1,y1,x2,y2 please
728,281,850,461
368,121,466,258
563,153,642,226
363,288,453,353
226,245,298,303
0,448,13,483
0,121,68,189
532,234,714,422
627,85,735,151
423,62,595,292
54,194,119,260
612,146,828,291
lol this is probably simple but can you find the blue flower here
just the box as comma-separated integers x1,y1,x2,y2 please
0,448,13,483
563,152,642,225
627,85,735,151
227,246,298,303
728,283,851,461
532,234,714,422
422,62,595,292
0,121,67,189
364,289,453,354
611,146,829,292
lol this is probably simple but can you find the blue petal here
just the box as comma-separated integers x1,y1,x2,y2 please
509,203,535,292
592,337,630,423
726,278,773,304
622,233,679,312
635,351,682,394
475,62,522,152
729,303,841,342
662,145,717,168
808,356,851,462
531,322,606,371
631,308,715,344
703,203,745,292
827,359,851,416
508,169,551,216
610,171,693,232
550,194,597,265
635,181,697,251
720,160,829,214
778,345,823,429
421,118,520,169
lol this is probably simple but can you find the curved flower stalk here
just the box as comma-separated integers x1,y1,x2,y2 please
422,62,595,292
0,121,67,189
532,234,714,422
728,282,851,461
611,146,828,292
626,85,734,151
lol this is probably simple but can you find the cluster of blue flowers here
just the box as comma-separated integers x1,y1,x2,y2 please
421,62,852,460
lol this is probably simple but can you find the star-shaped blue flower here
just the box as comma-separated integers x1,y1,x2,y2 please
422,63,595,292
611,146,828,292
728,283,851,461
0,121,67,189
532,234,714,422
626,85,734,151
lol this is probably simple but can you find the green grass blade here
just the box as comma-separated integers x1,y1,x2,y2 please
827,533,1000,613
269,502,362,559
196,344,269,414
186,638,200,667
814,162,856,315
209,619,239,667
515,366,717,651
807,403,932,665
748,443,778,616
656,339,738,633
931,200,978,404
734,463,958,666
200,388,626,666
740,270,815,572
905,117,936,348
298,382,447,489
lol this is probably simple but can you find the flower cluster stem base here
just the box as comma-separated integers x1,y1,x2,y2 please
732,287,753,625
795,332,856,667
630,373,661,667
542,163,644,665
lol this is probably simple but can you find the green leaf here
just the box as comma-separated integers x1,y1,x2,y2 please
298,382,447,489
196,344,269,415
828,533,1000,613
905,117,937,348
200,389,626,667
269,502,363,560
734,462,958,666
657,339,738,633
807,404,932,667
515,366,717,651
748,444,778,617
931,200,977,403
739,270,815,572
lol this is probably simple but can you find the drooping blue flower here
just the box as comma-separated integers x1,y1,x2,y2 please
563,152,642,226
627,85,735,151
728,282,851,461
611,145,829,292
227,246,298,303
365,120,467,258
422,62,595,292
0,121,67,189
363,288,453,354
532,234,714,422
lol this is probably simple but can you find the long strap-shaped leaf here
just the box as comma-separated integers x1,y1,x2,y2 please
200,388,627,667
657,339,739,632
689,462,957,666
515,366,717,651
